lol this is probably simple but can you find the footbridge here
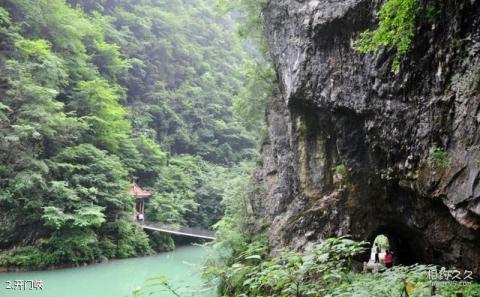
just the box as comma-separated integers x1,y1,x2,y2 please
138,220,216,240
129,182,216,240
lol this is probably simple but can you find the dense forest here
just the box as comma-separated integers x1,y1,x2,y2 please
0,0,270,269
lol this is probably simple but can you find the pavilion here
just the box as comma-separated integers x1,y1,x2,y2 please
128,182,152,216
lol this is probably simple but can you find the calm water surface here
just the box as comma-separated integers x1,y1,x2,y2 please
0,245,213,297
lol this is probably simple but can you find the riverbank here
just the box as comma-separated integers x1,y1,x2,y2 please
0,245,212,297
0,239,204,273
0,230,212,273
0,255,113,273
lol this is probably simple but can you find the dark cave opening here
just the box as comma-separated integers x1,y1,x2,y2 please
366,224,425,266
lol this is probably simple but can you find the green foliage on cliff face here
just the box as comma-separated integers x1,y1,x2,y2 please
353,0,419,71
333,164,348,177
429,145,450,169
0,0,259,268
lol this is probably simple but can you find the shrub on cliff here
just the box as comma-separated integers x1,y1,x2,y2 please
353,0,419,71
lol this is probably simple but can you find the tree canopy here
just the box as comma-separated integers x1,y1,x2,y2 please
0,0,266,268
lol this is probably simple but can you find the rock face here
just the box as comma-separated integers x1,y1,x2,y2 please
254,0,480,273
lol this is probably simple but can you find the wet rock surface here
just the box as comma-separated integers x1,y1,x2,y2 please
253,0,480,273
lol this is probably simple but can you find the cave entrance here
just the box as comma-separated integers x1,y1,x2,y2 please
365,234,390,270
368,224,423,266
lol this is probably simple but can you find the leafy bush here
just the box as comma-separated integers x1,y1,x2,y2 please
114,219,152,258
203,162,256,263
146,232,175,253
207,236,368,296
0,247,48,268
437,282,480,297
353,0,419,71
208,236,480,297
328,266,480,297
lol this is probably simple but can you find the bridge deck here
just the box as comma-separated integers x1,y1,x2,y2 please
138,221,215,240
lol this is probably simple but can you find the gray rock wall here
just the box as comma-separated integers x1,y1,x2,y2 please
254,0,480,273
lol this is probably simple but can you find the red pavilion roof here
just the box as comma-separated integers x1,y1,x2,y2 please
128,183,152,199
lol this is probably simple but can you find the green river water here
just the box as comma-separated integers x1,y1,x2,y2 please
0,245,213,297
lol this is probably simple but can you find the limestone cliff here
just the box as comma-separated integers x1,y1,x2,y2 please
253,0,480,274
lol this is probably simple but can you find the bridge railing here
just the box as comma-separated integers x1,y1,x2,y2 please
140,220,215,239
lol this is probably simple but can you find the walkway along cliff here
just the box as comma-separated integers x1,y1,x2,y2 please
251,0,480,274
